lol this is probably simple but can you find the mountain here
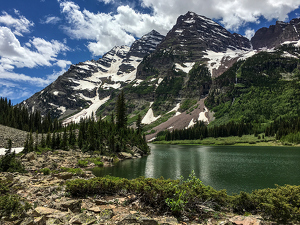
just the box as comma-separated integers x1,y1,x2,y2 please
21,12,300,140
22,30,164,122
251,18,300,49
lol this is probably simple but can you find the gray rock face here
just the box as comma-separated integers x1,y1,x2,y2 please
158,11,251,55
21,30,164,119
251,18,300,49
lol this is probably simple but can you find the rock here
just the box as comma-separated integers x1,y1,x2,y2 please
229,215,264,225
5,172,14,181
98,209,114,221
34,216,47,225
55,172,73,180
57,199,82,213
69,213,97,225
156,216,178,225
26,152,37,161
33,207,62,216
20,217,35,225
132,146,144,155
95,199,108,205
118,152,133,159
118,214,158,225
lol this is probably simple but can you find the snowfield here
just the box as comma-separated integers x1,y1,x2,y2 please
0,147,24,156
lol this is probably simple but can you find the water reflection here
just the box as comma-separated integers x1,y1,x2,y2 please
93,144,300,194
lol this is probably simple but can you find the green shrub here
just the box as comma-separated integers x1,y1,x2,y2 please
77,160,88,167
0,194,31,219
40,168,51,175
60,167,83,176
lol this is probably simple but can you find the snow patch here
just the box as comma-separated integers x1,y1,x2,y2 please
63,95,110,125
58,106,66,113
198,107,209,123
174,62,195,73
142,108,161,124
205,48,255,76
157,78,163,85
0,147,24,156
168,103,181,114
187,119,196,129
53,91,59,96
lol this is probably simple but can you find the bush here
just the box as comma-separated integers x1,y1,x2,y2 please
66,173,300,223
0,194,31,219
40,168,51,175
77,160,88,167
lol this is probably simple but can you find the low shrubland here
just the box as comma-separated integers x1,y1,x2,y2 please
66,172,300,223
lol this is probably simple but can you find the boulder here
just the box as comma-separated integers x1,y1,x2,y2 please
98,209,114,221
26,152,37,161
57,199,82,213
69,213,97,225
33,207,62,216
56,172,73,180
229,215,264,225
118,152,133,159
118,214,158,225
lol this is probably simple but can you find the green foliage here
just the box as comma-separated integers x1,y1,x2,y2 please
281,132,300,144
206,51,300,126
40,167,51,175
180,99,197,112
0,182,31,220
0,194,31,219
66,174,300,223
0,97,62,133
0,140,26,173
166,190,187,216
232,185,300,223
77,160,88,167
60,167,84,176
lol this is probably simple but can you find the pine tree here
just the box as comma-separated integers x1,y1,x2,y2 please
115,91,127,129
136,114,142,134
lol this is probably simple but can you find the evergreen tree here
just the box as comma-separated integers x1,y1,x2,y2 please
136,114,142,134
115,91,127,129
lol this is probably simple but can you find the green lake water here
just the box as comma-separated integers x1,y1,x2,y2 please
93,144,300,194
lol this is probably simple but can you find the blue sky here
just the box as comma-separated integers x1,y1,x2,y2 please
1,0,300,105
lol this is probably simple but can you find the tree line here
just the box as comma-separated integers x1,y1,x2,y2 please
0,97,61,133
22,91,149,155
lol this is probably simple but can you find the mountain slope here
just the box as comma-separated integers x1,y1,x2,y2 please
21,12,300,141
22,30,165,122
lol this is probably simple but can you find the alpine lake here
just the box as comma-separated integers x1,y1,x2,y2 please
93,144,300,195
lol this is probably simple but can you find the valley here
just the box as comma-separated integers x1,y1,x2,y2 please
1,10,300,224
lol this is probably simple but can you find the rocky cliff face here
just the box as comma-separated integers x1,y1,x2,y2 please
251,18,300,49
22,31,164,121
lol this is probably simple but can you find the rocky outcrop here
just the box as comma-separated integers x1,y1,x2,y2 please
251,18,300,49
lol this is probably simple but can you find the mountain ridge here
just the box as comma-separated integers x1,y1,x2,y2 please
21,11,300,140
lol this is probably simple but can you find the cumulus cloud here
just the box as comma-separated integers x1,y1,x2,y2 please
244,28,256,40
58,0,300,56
0,26,69,69
0,10,34,36
59,1,173,55
141,0,300,31
0,11,72,102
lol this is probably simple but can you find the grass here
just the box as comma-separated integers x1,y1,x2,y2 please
153,134,279,146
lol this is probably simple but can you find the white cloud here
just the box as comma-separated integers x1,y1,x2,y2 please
244,28,256,40
98,0,115,4
41,16,61,24
0,26,69,69
0,11,72,101
141,0,300,31
59,0,300,56
59,1,172,55
0,10,34,36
